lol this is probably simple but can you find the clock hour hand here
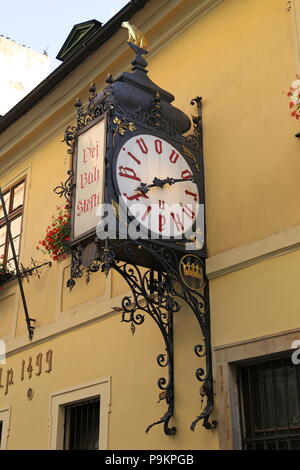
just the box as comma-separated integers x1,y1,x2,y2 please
135,176,195,193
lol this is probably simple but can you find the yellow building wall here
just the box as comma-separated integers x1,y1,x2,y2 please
0,305,218,450
0,0,299,450
211,250,300,347
147,0,299,256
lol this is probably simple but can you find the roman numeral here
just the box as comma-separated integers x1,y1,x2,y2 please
123,192,149,201
119,166,141,181
141,206,152,221
128,151,141,165
155,139,163,154
182,204,195,219
136,138,148,154
181,169,193,179
169,150,180,164
185,190,198,202
171,212,184,231
159,214,166,232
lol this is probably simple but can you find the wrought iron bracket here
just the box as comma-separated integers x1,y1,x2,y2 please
67,238,217,435
107,240,216,434
19,259,52,282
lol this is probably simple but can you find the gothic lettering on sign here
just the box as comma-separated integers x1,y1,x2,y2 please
73,118,106,240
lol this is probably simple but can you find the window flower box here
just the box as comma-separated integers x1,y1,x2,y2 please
0,257,15,286
0,271,15,286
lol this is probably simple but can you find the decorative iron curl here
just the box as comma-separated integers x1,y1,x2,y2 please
121,294,145,335
67,245,83,291
53,170,75,206
195,367,206,382
194,343,206,359
157,353,169,368
63,126,76,155
158,376,168,390
190,377,217,431
185,96,203,149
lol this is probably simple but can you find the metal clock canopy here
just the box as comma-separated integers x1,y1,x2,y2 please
57,38,216,434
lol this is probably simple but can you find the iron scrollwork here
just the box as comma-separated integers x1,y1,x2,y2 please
83,239,217,435
53,170,75,206
185,96,203,150
101,241,178,435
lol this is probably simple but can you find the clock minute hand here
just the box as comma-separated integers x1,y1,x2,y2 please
157,177,195,185
135,177,195,194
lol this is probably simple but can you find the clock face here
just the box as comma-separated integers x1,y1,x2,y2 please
115,134,200,239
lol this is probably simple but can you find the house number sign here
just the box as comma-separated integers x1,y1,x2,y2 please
0,349,53,396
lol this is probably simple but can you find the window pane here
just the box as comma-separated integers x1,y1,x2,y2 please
12,183,25,211
0,192,10,220
273,365,287,428
0,226,6,247
0,180,24,267
286,364,300,427
262,366,276,429
64,398,100,450
7,236,20,261
10,217,22,238
239,357,300,450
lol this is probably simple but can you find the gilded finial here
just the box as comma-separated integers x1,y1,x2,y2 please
121,21,148,50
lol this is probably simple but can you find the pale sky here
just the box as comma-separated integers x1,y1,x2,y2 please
0,0,129,71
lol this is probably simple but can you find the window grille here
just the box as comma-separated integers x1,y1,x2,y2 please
63,397,100,450
238,356,300,450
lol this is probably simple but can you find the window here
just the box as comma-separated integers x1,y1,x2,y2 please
63,397,100,450
0,407,11,450
0,179,25,267
49,378,110,450
238,356,300,450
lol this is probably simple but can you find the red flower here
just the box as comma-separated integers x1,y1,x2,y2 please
37,207,71,261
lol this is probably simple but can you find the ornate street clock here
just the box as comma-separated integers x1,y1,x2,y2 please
66,42,205,272
62,39,216,435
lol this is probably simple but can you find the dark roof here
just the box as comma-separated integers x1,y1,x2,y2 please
56,20,102,62
0,0,150,134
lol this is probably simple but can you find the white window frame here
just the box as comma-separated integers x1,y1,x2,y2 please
0,407,11,450
49,377,111,450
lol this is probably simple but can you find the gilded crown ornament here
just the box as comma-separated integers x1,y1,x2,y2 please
182,262,202,280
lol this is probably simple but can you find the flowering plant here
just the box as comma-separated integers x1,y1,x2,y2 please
0,256,6,274
0,256,14,275
287,76,300,120
37,206,71,261
0,256,15,287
